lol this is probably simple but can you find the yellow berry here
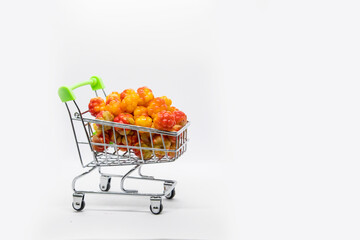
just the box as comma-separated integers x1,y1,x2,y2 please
135,116,152,128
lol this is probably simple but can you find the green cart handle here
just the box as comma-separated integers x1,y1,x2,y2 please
58,76,105,102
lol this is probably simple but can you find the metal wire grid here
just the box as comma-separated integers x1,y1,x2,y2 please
80,118,188,167
65,97,189,168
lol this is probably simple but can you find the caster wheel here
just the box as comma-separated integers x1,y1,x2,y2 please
150,203,163,215
72,193,85,211
72,201,85,211
165,189,176,199
100,176,111,192
150,197,163,215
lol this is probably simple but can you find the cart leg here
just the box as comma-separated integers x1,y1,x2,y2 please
120,165,140,193
138,165,154,179
150,196,163,215
72,193,85,211
72,166,97,192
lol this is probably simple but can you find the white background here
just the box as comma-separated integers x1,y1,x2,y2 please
1,0,360,239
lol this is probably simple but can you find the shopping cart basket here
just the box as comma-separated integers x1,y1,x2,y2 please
58,76,189,214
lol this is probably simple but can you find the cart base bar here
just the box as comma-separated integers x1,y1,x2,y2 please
71,165,177,214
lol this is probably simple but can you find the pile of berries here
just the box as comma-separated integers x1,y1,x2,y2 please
88,87,187,160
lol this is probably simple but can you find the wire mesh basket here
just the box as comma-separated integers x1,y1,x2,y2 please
73,112,189,167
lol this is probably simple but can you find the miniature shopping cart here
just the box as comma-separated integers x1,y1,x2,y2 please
58,76,189,214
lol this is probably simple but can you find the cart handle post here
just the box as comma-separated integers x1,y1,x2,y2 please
58,76,105,102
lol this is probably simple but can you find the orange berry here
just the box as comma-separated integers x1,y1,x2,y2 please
147,97,168,118
134,106,148,118
135,116,152,128
88,97,105,117
114,113,135,135
168,124,183,144
173,110,187,126
95,111,114,131
153,110,176,131
91,133,110,152
106,92,120,103
160,96,172,107
168,106,178,112
120,93,139,113
105,98,122,116
137,87,154,107
120,89,137,100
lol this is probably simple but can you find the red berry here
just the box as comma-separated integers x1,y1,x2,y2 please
88,97,105,117
153,110,176,131
173,110,187,126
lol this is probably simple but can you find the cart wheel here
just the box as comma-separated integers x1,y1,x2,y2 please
72,201,85,211
72,193,85,211
165,189,176,199
150,197,163,215
164,182,175,200
99,176,111,192
150,203,163,215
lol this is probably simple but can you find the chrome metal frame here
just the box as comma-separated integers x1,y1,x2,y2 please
63,89,188,214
